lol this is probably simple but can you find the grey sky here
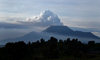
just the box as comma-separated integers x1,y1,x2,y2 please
0,0,100,30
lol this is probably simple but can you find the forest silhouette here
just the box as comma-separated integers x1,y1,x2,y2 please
0,37,100,60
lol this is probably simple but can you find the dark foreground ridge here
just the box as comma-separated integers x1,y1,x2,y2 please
0,37,100,60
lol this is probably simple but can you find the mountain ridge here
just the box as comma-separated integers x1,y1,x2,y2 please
0,25,100,45
43,26,100,39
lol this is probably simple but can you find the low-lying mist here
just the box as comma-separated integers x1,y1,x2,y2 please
0,26,46,41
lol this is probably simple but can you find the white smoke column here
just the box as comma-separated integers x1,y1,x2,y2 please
22,10,63,26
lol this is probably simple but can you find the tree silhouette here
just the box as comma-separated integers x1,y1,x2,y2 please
0,37,100,60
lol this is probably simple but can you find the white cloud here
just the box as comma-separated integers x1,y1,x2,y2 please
21,10,63,26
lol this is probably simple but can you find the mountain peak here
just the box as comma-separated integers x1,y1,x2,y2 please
43,26,74,35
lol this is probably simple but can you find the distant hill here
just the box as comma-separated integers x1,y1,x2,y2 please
43,26,100,39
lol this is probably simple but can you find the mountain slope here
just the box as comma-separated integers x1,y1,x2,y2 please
43,26,100,39
0,32,46,44
0,31,67,45
43,26,74,35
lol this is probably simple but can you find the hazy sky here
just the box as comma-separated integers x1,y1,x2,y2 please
0,0,100,41
0,0,100,34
